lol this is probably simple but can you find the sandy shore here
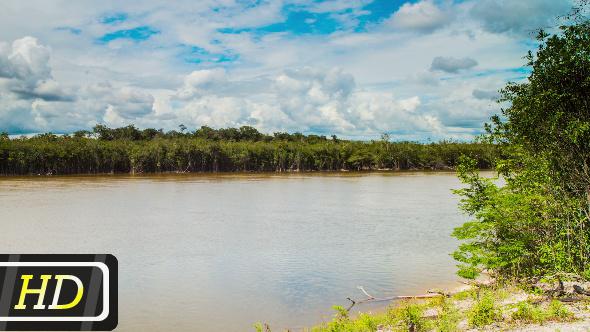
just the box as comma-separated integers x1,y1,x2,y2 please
342,276,590,332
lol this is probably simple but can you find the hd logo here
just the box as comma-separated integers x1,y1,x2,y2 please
0,254,117,331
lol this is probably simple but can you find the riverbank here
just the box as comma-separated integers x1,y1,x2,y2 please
289,276,590,332
0,168,483,179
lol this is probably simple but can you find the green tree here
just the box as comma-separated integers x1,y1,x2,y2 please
453,17,590,279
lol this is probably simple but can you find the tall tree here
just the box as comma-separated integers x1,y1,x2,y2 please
453,14,590,279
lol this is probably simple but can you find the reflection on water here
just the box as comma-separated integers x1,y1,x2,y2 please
0,172,471,331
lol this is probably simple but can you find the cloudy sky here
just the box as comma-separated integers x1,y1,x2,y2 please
0,0,572,140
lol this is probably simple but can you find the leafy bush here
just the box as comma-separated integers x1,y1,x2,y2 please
399,302,427,331
511,301,546,324
432,297,460,332
332,305,349,321
468,291,501,327
309,305,391,332
547,300,573,321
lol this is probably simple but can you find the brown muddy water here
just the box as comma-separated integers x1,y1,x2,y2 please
0,172,477,331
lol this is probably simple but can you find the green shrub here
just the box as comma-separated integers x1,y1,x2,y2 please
253,322,264,332
354,313,382,331
400,303,427,331
510,299,574,326
253,322,271,332
332,305,349,321
468,292,501,327
385,301,430,332
547,300,573,321
309,306,389,332
434,297,460,332
511,301,546,324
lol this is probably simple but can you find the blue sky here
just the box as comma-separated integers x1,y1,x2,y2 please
0,0,573,140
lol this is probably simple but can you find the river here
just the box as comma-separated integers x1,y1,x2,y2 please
0,172,471,331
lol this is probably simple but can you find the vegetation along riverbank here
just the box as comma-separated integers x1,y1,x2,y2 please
0,126,495,175
299,276,590,332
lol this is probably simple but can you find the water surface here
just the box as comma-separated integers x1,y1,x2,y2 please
0,172,469,331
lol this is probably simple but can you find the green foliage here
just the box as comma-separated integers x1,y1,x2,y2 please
309,301,434,332
352,313,380,331
547,300,573,321
453,16,590,280
332,305,349,321
468,291,501,328
308,286,578,332
0,126,495,175
398,302,427,331
253,322,271,332
511,301,546,324
496,22,590,197
451,289,476,301
510,299,574,325
431,297,460,332
253,322,264,332
309,306,388,332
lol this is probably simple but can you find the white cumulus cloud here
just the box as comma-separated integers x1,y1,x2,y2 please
386,0,453,33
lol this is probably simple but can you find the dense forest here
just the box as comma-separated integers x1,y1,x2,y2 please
0,125,495,175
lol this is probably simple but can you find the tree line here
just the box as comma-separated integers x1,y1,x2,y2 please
0,125,495,175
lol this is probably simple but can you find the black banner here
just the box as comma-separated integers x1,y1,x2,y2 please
0,254,117,331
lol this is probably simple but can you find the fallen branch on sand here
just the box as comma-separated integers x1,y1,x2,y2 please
345,286,445,311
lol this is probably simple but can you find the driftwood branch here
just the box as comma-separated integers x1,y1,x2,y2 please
357,286,375,299
558,296,585,303
345,286,445,311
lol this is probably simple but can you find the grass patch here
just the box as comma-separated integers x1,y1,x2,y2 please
451,289,476,301
309,305,391,332
509,299,574,326
511,301,546,324
546,300,573,321
396,301,428,331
